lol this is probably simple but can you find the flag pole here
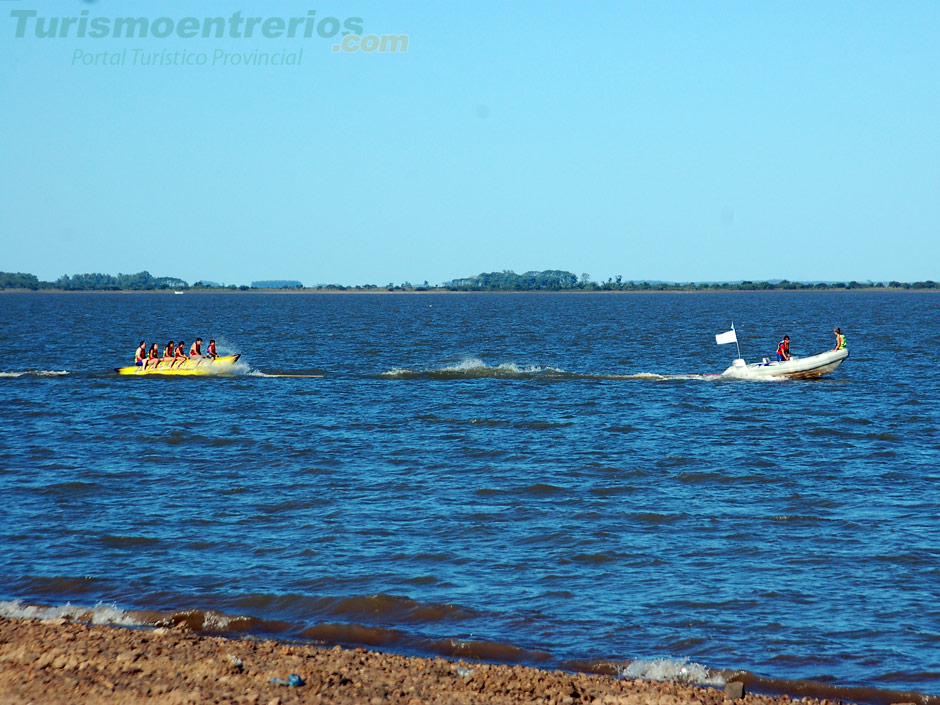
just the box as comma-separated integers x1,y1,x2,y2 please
733,322,742,360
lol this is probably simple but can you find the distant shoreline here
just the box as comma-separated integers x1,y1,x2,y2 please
1,287,936,295
4,270,936,294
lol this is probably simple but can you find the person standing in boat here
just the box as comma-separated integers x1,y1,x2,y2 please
832,327,847,350
205,339,218,360
776,335,791,361
134,341,147,368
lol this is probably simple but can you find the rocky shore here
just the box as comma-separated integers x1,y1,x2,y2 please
0,616,847,705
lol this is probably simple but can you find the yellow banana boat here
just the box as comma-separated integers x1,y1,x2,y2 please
115,354,241,376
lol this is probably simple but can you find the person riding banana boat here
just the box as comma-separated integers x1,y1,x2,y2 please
116,337,239,375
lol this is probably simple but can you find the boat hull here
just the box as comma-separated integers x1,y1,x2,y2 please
721,349,848,380
115,354,241,376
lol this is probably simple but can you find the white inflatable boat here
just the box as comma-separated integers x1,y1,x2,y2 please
721,348,849,380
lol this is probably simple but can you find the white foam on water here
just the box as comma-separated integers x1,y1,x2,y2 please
226,360,251,375
0,369,69,378
382,357,567,378
589,372,718,382
0,599,140,626
381,363,723,381
201,610,239,631
380,367,414,378
619,657,724,686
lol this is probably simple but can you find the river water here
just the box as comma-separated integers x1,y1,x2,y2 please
1,291,938,703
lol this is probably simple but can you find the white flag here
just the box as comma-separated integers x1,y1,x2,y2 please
715,329,737,345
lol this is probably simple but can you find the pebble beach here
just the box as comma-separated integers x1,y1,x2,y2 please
0,617,847,705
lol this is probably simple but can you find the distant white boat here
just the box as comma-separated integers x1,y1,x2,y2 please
174,291,184,295
721,348,848,380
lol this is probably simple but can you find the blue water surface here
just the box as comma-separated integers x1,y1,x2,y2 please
0,291,938,696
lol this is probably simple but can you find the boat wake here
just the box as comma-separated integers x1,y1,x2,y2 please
597,372,718,381
381,357,567,380
0,369,69,379
380,358,720,382
248,367,324,378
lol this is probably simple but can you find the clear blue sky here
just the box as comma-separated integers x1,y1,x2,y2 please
1,1,937,286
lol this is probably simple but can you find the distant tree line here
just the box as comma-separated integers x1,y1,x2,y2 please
251,280,303,289
0,272,44,290
441,271,939,291
55,272,189,291
1,270,937,292
0,271,188,290
446,270,580,290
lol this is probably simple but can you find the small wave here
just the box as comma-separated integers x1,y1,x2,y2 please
728,670,940,705
318,593,476,624
768,514,827,524
676,471,740,485
569,552,618,565
381,357,568,380
523,482,567,495
605,424,639,433
843,417,875,426
300,622,406,647
38,481,99,496
866,432,901,442
807,427,858,439
0,369,68,378
474,483,566,497
0,599,139,626
619,657,725,686
148,608,270,633
433,637,553,664
627,511,685,525
98,534,162,548
414,415,510,427
513,420,573,430
0,599,275,634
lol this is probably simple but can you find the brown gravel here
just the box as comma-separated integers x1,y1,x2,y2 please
0,616,840,705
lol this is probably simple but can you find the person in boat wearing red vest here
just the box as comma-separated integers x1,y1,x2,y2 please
189,338,205,366
776,335,791,361
205,340,218,360
172,340,188,368
134,341,146,367
146,343,160,370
